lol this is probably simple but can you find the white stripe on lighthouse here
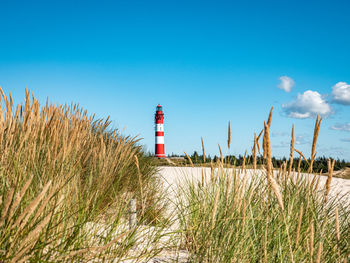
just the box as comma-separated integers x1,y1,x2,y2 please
156,124,164,132
155,136,164,144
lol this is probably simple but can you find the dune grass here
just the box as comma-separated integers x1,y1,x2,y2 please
0,88,168,262
176,109,350,262
1,88,349,262
176,168,350,262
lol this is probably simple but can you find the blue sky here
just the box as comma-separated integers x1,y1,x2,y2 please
1,0,350,160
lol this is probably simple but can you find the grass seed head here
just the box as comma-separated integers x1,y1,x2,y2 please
288,123,295,176
227,120,231,150
335,207,340,241
201,136,206,163
324,159,335,203
309,115,322,173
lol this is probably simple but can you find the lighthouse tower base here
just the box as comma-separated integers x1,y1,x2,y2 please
155,144,165,158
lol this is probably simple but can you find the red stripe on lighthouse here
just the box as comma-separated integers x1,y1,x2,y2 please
156,131,164,136
155,144,165,157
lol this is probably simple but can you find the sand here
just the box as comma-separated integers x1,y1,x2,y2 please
158,166,350,202
101,166,350,262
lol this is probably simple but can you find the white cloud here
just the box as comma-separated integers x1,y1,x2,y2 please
319,146,348,155
282,90,332,119
273,134,309,148
271,131,288,137
332,82,350,105
330,123,350,132
278,76,295,92
295,135,309,145
272,141,289,148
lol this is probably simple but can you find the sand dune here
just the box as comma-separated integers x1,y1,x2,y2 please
158,166,350,202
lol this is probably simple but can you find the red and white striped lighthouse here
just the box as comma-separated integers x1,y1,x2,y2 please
155,104,165,158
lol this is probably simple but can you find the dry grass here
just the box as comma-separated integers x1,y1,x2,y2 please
242,150,247,173
184,151,194,167
227,120,231,150
288,123,295,176
0,88,166,262
201,136,206,163
324,159,335,203
295,148,309,165
252,132,258,170
309,116,322,173
176,107,350,263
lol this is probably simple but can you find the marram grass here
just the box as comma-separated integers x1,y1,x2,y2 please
176,169,350,262
0,88,168,262
176,108,350,263
1,88,349,262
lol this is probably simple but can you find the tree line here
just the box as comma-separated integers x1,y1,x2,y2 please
168,152,350,173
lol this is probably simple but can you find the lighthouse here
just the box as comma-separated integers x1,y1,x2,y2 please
155,104,165,158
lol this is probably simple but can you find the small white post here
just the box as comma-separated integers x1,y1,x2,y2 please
129,198,137,229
